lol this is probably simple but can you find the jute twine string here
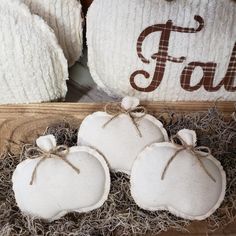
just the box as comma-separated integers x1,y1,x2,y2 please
161,134,216,182
25,145,80,185
232,104,236,121
103,103,147,137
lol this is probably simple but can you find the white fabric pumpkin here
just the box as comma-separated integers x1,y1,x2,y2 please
0,0,68,104
12,135,110,221
130,129,226,220
22,0,84,67
87,0,236,101
78,97,168,175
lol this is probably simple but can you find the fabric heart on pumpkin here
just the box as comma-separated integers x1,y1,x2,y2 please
130,129,226,220
78,97,168,175
12,135,110,221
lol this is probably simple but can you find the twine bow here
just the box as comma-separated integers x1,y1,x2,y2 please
103,103,147,137
25,145,80,185
161,134,216,182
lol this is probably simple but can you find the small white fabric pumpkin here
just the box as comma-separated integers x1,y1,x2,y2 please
12,135,110,221
78,97,168,175
22,0,84,67
130,129,226,220
0,0,68,104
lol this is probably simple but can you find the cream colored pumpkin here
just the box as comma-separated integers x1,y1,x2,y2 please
0,0,68,104
87,0,236,101
12,135,110,221
78,97,168,174
130,129,226,220
22,0,84,67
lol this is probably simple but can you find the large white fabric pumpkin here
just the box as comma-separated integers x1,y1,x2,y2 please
87,0,236,101
0,0,68,104
22,0,84,67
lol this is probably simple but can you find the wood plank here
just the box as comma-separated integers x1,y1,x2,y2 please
0,101,234,115
0,101,235,235
0,101,234,154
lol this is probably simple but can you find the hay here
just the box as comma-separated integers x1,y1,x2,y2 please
0,107,236,236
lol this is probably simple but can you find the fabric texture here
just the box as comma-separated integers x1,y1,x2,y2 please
87,0,236,101
12,135,110,221
0,0,68,104
78,97,169,174
22,0,84,67
130,129,226,220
